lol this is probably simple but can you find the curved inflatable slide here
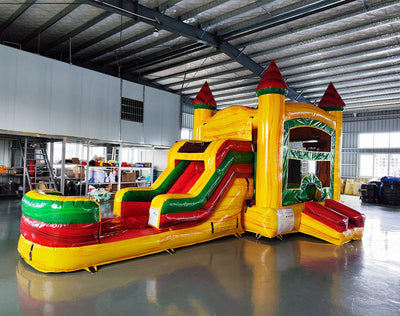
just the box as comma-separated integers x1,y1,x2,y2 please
18,140,254,272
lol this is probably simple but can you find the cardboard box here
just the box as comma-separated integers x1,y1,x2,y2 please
125,172,137,182
340,178,345,194
73,166,85,179
353,181,362,196
344,179,354,195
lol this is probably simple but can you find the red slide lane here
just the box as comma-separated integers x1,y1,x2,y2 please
304,201,349,232
325,199,365,227
304,201,364,233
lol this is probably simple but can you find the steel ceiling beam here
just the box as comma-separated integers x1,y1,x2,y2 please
73,0,196,56
43,11,112,53
82,0,229,65
71,19,136,56
221,0,357,41
0,0,36,35
122,44,215,74
150,16,400,87
97,33,180,65
105,0,308,74
119,43,207,73
120,0,354,74
82,0,309,103
134,0,357,77
113,0,232,69
146,2,399,85
156,24,400,86
80,27,155,62
21,2,81,46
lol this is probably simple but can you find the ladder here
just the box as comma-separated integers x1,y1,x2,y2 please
20,139,57,192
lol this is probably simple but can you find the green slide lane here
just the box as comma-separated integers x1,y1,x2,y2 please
121,160,191,202
161,151,254,214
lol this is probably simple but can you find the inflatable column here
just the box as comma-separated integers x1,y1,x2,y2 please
318,82,345,201
255,60,288,209
245,60,290,238
192,81,216,141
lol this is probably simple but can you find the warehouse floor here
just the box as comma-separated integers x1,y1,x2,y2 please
1,196,399,315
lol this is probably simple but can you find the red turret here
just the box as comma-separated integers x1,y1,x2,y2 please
193,81,217,110
318,82,345,111
256,60,288,97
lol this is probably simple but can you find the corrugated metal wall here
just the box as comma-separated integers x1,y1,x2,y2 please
0,44,181,147
181,97,194,129
342,110,400,178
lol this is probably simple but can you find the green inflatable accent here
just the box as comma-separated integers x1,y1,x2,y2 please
320,106,344,111
161,151,254,214
256,87,288,97
299,174,324,201
282,118,335,206
193,103,216,110
22,195,100,224
121,160,190,202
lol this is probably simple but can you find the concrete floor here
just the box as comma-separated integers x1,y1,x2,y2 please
1,196,399,316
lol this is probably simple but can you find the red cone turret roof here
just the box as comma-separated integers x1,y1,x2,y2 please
318,82,345,111
193,81,217,110
256,60,288,97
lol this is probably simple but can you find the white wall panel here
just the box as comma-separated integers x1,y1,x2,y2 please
0,47,18,131
121,120,144,143
143,86,180,146
0,45,180,145
49,63,83,136
122,80,144,101
77,68,120,140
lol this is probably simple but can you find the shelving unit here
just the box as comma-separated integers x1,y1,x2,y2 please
0,169,22,197
53,163,152,198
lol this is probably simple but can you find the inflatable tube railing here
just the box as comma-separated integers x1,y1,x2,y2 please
20,190,100,247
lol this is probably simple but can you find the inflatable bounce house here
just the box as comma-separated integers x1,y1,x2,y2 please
18,61,365,273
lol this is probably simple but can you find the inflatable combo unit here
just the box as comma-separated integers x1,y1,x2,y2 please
18,61,365,273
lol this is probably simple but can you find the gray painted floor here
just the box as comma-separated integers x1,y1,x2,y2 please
1,196,399,316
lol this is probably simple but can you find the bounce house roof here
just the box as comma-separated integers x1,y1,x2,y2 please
256,60,288,97
318,82,346,112
193,81,217,110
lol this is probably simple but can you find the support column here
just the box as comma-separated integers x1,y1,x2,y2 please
244,60,289,238
60,137,67,195
254,60,288,210
255,93,286,209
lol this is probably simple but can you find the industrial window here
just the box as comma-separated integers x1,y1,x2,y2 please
121,97,143,123
359,154,400,177
359,132,400,148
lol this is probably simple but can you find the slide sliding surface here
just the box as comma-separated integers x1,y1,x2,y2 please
300,200,364,245
148,142,254,229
